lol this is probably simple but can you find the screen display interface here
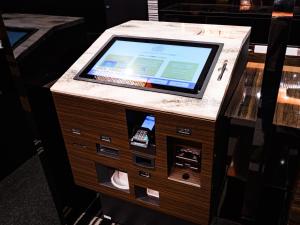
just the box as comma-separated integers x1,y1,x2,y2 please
141,115,155,131
7,31,29,47
86,40,213,91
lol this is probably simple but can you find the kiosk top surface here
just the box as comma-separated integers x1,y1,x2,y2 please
51,20,251,121
3,13,83,58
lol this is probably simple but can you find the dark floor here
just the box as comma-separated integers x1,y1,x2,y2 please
0,155,61,225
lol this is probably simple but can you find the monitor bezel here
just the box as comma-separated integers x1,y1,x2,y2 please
75,36,223,99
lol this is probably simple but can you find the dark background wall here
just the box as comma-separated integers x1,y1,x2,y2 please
2,0,300,45
1,0,107,33
1,0,149,35
158,0,276,7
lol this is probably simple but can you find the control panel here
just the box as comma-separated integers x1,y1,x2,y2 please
53,93,216,225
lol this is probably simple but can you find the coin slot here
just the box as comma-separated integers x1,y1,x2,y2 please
96,144,119,159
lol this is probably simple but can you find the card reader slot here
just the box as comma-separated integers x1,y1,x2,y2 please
139,170,151,178
96,144,119,159
133,154,155,169
175,155,198,163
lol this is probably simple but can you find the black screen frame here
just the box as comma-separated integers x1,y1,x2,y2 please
75,36,223,99
6,27,36,49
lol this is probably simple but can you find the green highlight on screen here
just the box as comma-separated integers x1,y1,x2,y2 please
131,57,164,76
162,61,199,81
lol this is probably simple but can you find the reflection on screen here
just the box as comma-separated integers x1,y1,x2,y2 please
7,31,28,47
87,40,212,90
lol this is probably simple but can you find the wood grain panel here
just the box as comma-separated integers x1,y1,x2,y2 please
124,172,210,224
54,93,125,121
156,113,215,207
53,92,217,225
68,152,99,188
54,94,128,147
65,141,131,171
156,114,215,144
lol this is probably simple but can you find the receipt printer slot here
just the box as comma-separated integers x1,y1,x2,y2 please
133,155,155,169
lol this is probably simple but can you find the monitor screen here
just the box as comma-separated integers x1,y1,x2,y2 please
141,115,155,131
7,31,29,47
6,27,36,48
76,37,221,98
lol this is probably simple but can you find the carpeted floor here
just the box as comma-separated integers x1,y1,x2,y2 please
0,155,61,225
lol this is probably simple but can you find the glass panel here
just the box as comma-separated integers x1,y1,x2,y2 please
159,0,273,44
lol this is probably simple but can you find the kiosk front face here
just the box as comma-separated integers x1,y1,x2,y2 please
53,93,215,224
51,20,251,224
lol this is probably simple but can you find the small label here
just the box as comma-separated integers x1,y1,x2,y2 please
71,128,81,135
139,170,151,178
177,127,192,135
103,215,112,220
100,135,111,143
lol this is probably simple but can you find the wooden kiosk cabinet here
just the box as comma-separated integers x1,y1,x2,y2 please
51,21,250,225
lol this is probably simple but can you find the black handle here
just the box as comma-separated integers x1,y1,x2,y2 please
217,60,228,81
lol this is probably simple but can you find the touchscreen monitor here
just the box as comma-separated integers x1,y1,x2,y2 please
76,37,222,98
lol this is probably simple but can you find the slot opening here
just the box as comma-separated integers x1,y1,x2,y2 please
167,137,202,187
133,154,155,169
134,185,160,206
96,163,129,193
126,110,156,155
